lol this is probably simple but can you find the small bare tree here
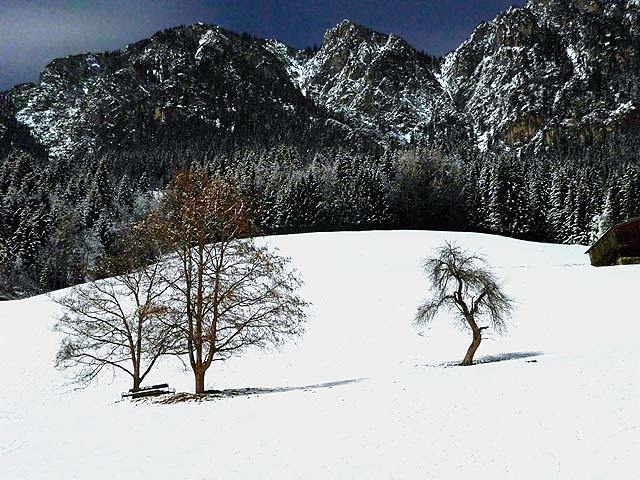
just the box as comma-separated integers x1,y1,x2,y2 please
151,171,308,394
415,242,514,366
53,223,178,391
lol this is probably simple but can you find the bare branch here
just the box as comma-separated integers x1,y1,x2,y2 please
415,242,514,365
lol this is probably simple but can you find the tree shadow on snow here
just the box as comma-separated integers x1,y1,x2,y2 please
145,378,365,404
422,351,545,369
473,351,545,365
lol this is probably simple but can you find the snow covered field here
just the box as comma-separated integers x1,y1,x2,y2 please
1,230,639,479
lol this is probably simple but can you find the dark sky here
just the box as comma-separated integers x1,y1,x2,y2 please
0,0,526,91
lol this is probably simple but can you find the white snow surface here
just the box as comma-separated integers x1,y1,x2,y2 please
1,230,639,479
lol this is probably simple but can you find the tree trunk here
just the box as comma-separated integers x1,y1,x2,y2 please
194,367,206,394
461,330,482,366
132,374,141,392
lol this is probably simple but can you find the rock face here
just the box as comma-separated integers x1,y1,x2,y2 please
441,0,640,151
5,25,350,159
3,0,640,158
0,95,44,159
298,20,442,143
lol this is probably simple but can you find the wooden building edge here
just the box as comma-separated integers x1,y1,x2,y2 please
586,218,640,267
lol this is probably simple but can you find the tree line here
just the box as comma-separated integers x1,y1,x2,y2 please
1,140,639,297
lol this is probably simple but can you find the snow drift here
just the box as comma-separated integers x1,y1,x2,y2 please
1,230,639,479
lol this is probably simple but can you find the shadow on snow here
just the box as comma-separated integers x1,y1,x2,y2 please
419,351,545,369
137,378,365,404
473,351,545,365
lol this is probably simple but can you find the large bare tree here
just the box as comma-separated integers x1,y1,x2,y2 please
415,242,514,366
54,223,178,391
152,171,308,394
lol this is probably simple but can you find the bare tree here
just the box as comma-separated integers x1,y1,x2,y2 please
151,171,308,394
415,242,514,366
53,223,178,391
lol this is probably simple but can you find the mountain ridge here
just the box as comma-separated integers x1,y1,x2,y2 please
3,0,639,159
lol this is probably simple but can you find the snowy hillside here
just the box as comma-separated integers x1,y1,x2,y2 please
1,230,639,479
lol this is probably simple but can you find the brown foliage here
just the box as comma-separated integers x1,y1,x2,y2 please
152,171,308,393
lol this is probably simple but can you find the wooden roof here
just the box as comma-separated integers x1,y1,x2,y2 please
585,218,640,254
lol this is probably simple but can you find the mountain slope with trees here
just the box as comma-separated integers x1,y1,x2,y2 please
1,0,640,296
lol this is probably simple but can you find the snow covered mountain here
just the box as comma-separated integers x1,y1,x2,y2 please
3,0,640,298
296,20,442,143
4,20,444,157
2,230,639,478
5,24,354,160
3,0,639,157
441,0,640,151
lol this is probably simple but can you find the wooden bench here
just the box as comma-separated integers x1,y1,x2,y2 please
122,383,175,399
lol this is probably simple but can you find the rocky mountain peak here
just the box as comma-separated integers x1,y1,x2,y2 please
527,0,600,12
296,19,442,143
525,0,631,22
4,3,640,158
323,19,388,46
320,19,419,61
440,0,640,151
5,21,348,159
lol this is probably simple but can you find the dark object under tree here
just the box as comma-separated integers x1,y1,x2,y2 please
53,223,180,391
415,242,514,366
121,383,175,399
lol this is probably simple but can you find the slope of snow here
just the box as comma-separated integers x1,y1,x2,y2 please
264,39,308,93
1,230,639,479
